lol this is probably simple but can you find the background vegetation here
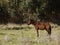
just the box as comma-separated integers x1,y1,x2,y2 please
0,0,60,25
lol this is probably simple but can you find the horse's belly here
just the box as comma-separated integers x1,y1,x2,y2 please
39,28,45,30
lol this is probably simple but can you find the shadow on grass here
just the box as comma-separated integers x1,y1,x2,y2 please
4,26,32,30
0,33,6,35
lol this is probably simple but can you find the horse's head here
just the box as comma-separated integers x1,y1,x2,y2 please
27,19,31,25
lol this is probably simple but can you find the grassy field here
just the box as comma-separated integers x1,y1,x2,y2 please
0,23,60,45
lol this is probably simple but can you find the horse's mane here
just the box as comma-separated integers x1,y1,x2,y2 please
30,19,37,25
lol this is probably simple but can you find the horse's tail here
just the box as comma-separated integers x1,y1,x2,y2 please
37,30,39,37
48,25,51,35
48,26,51,41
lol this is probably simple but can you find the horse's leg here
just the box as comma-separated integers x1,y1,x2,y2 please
37,30,39,37
46,27,51,41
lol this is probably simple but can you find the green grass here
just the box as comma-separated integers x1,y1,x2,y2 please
0,24,60,45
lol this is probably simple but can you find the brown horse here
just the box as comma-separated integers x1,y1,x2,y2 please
27,19,51,37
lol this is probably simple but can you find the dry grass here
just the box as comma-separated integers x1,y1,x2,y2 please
0,23,60,45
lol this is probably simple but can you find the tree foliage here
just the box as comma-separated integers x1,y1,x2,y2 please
0,0,60,24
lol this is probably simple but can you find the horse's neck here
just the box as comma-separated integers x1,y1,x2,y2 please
32,21,38,25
